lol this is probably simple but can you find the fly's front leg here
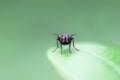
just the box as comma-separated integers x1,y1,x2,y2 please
60,43,62,54
53,39,59,52
72,39,79,51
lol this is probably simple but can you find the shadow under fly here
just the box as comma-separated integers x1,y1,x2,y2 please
53,34,79,54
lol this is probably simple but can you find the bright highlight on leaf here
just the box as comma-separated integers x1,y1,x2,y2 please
47,42,120,80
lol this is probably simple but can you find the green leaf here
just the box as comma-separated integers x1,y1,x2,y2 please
47,42,120,80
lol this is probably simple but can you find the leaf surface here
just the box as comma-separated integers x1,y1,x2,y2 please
47,42,120,80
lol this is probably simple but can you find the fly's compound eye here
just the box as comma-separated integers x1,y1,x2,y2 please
68,37,72,41
60,38,63,42
61,38,63,41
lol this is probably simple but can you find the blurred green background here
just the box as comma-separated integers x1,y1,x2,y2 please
0,0,120,80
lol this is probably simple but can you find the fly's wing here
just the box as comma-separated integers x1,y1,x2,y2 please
71,34,76,36
53,34,59,36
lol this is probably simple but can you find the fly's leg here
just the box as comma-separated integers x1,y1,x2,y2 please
73,39,79,51
60,43,63,54
53,39,59,52
69,42,72,53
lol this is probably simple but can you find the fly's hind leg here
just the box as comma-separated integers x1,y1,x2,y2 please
72,39,79,51
53,39,59,52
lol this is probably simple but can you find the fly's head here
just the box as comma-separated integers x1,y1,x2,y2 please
57,34,74,45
